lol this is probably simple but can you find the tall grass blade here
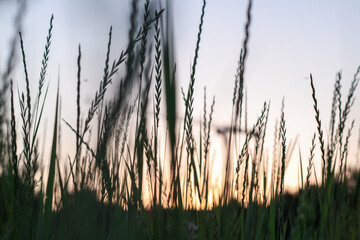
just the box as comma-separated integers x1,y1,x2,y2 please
42,80,59,239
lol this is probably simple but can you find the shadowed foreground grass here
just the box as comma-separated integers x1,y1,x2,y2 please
1,0,360,239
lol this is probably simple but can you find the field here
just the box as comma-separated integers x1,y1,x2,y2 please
1,0,360,239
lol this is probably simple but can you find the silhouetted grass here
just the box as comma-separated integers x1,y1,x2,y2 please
1,0,360,239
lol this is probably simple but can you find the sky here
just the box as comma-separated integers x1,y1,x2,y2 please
1,0,360,192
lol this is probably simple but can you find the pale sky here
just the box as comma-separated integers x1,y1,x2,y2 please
1,0,360,191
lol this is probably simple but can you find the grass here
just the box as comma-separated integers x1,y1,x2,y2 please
1,0,360,239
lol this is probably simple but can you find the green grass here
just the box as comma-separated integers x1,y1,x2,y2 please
1,0,360,239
